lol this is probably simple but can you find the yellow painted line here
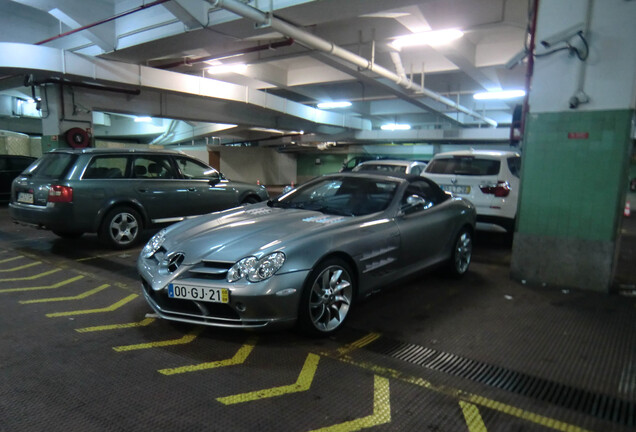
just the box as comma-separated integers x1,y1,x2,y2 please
46,294,138,318
310,375,391,432
113,327,202,352
19,284,109,304
0,261,41,272
0,275,83,293
0,268,61,283
336,332,381,356
0,256,23,264
329,355,594,432
460,401,488,432
217,353,320,405
159,336,257,375
75,317,156,333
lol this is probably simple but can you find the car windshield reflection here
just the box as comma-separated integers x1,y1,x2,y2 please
270,176,399,216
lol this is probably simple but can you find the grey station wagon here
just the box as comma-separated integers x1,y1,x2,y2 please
9,148,269,248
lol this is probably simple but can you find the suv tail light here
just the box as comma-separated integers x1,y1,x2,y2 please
480,181,510,197
48,185,73,203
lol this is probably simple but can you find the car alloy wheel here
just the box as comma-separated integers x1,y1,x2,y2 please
100,207,142,249
300,259,354,335
452,229,472,276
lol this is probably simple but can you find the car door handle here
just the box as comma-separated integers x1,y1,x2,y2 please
187,187,197,192
137,188,148,193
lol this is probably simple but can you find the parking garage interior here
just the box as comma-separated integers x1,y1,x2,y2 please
0,0,635,431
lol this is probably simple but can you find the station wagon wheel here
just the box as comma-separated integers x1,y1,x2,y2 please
241,195,260,205
99,207,142,249
298,259,354,336
449,228,472,277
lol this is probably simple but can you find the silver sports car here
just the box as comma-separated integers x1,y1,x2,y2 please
138,172,476,336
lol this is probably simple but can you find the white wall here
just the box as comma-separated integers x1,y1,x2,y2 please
530,0,636,112
216,147,297,185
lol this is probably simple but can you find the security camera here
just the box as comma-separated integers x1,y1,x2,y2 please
540,23,584,48
569,91,590,109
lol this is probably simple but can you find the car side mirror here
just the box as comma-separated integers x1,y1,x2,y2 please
399,194,426,215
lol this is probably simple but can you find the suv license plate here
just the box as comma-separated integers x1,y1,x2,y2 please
168,283,229,303
442,185,471,194
17,192,34,204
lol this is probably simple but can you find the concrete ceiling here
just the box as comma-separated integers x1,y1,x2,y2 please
0,0,529,148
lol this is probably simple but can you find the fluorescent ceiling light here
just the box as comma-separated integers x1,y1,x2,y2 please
134,116,152,123
317,101,352,109
391,29,464,49
207,63,248,74
381,123,411,131
473,89,526,100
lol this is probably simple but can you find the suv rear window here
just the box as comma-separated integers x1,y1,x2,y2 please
425,156,500,176
26,153,76,179
507,156,521,178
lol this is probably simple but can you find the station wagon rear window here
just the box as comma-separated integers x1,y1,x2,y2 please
25,153,77,179
425,156,500,176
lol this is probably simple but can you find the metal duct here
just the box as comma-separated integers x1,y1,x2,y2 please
209,0,498,127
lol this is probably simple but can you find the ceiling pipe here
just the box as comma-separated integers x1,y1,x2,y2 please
36,0,172,46
208,0,497,127
155,38,294,69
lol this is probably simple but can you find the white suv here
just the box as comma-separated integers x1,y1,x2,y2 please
424,150,521,232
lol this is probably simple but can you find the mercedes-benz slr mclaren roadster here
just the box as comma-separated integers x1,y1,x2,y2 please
138,172,476,336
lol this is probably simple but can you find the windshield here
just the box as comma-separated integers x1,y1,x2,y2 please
23,153,77,180
271,176,399,216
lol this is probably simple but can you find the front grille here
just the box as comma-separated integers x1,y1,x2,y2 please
142,279,239,320
186,260,233,280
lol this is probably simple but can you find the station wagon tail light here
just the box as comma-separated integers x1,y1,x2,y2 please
227,252,286,283
479,181,510,197
48,185,73,203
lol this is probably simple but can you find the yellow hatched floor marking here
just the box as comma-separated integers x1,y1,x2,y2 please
0,275,83,293
75,317,156,333
336,332,381,356
329,355,594,432
112,327,202,352
309,375,391,432
460,401,488,432
0,268,62,283
46,294,138,318
159,336,257,375
217,353,320,405
0,261,41,272
0,256,23,264
20,284,109,304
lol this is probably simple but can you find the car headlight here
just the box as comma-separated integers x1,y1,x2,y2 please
142,229,167,258
227,252,285,283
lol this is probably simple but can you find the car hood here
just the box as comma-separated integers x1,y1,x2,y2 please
161,205,353,264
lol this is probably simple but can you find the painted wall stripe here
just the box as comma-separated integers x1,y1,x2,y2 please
159,337,257,375
112,327,202,352
0,268,62,283
0,256,23,264
310,375,391,432
0,275,83,293
0,261,40,272
217,353,319,405
20,284,109,304
460,401,488,432
46,294,138,317
75,317,156,333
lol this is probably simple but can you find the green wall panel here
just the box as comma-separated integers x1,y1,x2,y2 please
518,109,633,241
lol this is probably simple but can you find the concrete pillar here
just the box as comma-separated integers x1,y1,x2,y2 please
510,0,636,292
40,83,93,153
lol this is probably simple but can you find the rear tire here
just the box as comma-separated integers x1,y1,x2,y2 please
241,195,260,205
99,207,142,249
297,258,354,337
448,228,472,277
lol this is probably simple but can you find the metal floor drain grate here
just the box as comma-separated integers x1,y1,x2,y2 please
369,339,636,428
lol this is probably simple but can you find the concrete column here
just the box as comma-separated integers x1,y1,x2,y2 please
510,0,636,292
40,83,93,153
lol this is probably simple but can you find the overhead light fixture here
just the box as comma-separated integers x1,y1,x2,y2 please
317,101,352,109
390,29,464,50
381,123,411,131
473,90,526,100
207,63,248,74
134,116,153,123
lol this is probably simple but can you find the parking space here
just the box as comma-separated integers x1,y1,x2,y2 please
0,205,634,432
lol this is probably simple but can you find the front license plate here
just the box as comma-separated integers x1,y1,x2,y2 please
17,192,34,204
441,185,471,194
168,283,229,303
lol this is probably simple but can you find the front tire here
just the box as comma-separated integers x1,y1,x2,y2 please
99,207,142,249
298,258,354,336
448,228,472,277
